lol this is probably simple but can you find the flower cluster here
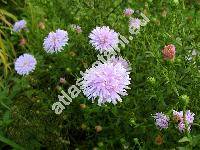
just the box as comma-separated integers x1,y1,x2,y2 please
43,29,69,53
154,110,195,132
173,110,195,132
153,112,169,130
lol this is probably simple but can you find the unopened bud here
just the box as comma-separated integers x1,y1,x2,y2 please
95,125,103,133
38,22,45,29
60,77,66,84
162,44,176,61
179,94,189,106
19,38,26,46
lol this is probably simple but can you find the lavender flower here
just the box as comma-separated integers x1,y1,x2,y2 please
13,20,27,32
153,112,169,129
124,8,134,17
81,61,131,105
14,54,37,75
89,26,119,53
129,18,141,29
185,110,195,124
173,110,195,132
178,122,191,132
43,29,69,53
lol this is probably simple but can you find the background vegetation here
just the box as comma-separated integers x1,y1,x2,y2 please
0,0,200,149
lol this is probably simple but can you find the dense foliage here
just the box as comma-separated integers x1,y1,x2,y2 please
0,0,200,149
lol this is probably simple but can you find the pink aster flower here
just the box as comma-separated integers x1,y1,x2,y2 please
81,61,131,105
89,26,119,53
14,54,37,75
124,8,134,17
129,18,141,29
162,44,176,60
153,112,169,130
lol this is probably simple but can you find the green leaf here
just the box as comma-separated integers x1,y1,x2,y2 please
178,136,190,143
0,134,24,150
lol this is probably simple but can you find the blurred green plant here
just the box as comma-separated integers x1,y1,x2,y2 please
0,0,199,149
0,8,17,77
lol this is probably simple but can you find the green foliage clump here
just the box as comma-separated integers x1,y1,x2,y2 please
0,0,200,149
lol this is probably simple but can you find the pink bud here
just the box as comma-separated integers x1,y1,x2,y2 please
76,26,82,33
162,44,176,60
124,8,134,17
60,77,66,84
19,38,26,46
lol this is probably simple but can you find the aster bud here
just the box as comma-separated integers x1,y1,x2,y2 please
173,0,179,4
55,85,62,91
97,142,104,147
38,21,45,29
162,44,176,61
19,38,27,46
129,118,136,126
69,51,76,57
179,94,189,106
71,24,82,33
95,125,103,133
155,134,163,145
66,67,71,72
81,123,87,130
80,104,86,109
76,26,82,33
187,16,193,21
120,138,126,144
147,77,156,85
60,77,66,84
124,8,134,17
161,9,167,17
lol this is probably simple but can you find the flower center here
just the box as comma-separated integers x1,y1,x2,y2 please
23,61,29,67
99,35,108,45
